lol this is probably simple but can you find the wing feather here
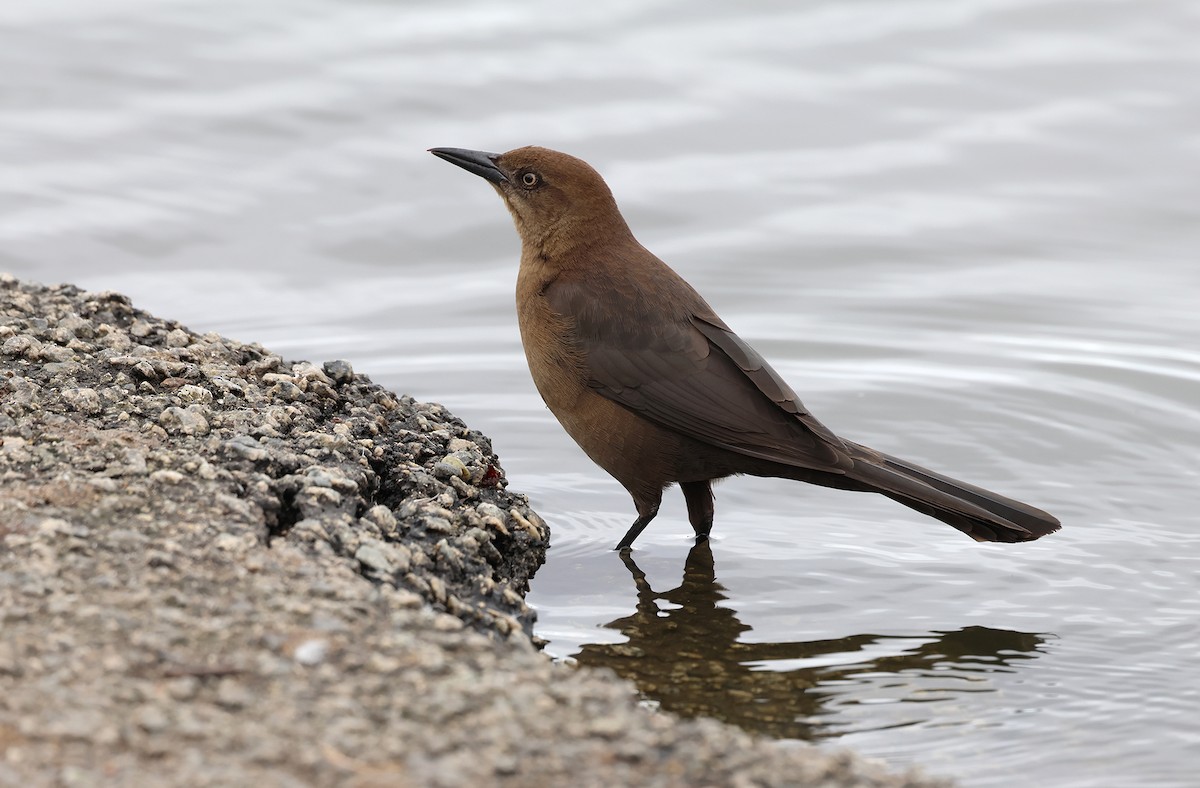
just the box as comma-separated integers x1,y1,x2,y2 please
547,274,852,473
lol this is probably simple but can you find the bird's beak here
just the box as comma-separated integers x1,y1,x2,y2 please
429,147,507,185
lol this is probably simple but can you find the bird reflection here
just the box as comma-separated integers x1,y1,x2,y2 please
573,541,1050,740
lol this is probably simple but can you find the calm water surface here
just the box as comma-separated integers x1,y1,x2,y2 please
3,2,1198,785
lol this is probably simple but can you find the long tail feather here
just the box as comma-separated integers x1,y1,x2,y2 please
843,441,1061,543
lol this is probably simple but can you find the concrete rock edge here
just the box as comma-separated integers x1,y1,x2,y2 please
0,274,948,787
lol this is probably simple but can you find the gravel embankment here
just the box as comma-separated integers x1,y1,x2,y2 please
0,274,946,787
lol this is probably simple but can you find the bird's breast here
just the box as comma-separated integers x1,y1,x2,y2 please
514,280,678,489
515,283,586,412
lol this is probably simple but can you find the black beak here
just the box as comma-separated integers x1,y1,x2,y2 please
429,147,507,185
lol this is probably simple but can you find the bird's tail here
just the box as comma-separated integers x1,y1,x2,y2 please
843,441,1061,543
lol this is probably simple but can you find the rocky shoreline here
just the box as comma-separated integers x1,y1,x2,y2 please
0,275,945,787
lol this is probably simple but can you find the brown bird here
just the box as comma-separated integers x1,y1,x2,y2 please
430,145,1061,550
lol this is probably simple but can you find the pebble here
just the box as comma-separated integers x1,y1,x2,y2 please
61,387,102,414
133,704,170,733
150,470,185,485
176,384,213,405
215,679,253,711
354,543,393,574
323,359,354,384
159,406,210,436
292,638,329,666
433,455,468,480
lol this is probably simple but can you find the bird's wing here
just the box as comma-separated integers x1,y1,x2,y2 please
546,277,854,473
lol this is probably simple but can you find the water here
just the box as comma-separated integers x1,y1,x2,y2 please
3,1,1198,785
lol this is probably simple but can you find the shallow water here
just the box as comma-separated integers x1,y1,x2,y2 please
3,1,1198,785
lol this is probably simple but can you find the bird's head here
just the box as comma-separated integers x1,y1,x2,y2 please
430,145,631,254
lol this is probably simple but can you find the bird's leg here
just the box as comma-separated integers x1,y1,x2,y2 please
680,480,715,541
615,494,661,551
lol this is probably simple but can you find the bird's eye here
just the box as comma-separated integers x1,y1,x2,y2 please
521,171,540,189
